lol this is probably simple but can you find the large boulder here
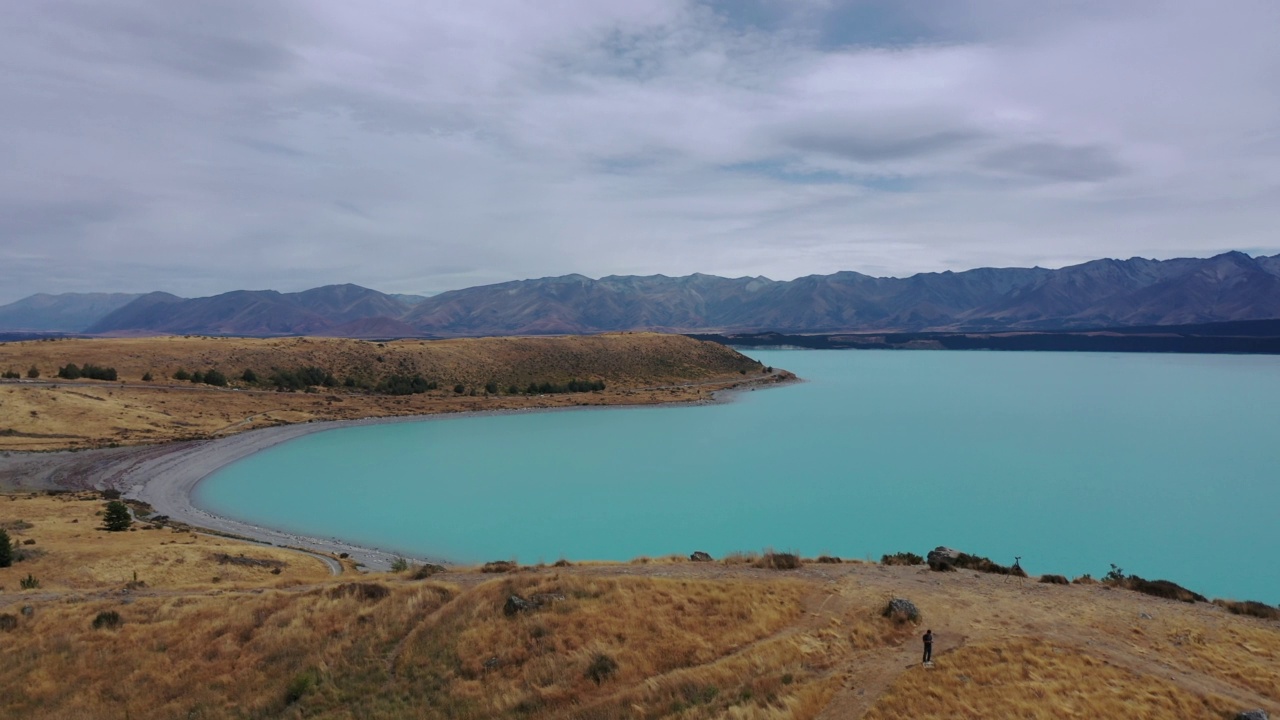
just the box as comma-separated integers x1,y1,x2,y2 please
882,597,921,623
927,546,961,570
1235,710,1268,720
689,551,713,562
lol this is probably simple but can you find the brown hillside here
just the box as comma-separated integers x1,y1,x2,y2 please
0,334,786,451
0,493,1276,719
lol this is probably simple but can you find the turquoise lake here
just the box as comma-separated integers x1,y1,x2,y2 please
196,350,1280,604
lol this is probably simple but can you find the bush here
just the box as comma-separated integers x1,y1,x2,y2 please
453,384,466,394
933,552,1025,576
756,551,801,570
327,583,390,602
269,366,336,392
241,368,258,383
27,366,40,378
525,379,606,395
173,368,191,381
190,371,204,384
585,653,618,685
0,614,17,632
285,669,319,705
102,500,132,531
1,369,18,379
1123,576,1206,603
390,557,409,572
92,611,122,630
484,382,498,394
19,574,39,590
374,374,436,395
141,371,153,382
60,364,117,381
481,560,518,573
1039,574,1070,585
881,552,924,566
0,528,11,568
101,488,122,500
410,563,446,580
815,555,842,564
1072,574,1097,585
1213,599,1280,620
202,369,228,387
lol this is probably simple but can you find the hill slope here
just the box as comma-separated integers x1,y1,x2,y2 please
0,333,781,450
0,493,1276,720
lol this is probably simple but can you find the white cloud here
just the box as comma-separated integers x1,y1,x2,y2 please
0,0,1277,303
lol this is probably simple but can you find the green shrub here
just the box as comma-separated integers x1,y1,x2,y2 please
1,369,19,379
92,611,122,630
202,369,228,387
19,574,39,590
0,614,17,631
284,669,319,705
27,366,40,378
881,552,924,566
390,557,409,572
0,528,12,568
241,368,258,383
374,374,436,395
102,500,132,532
141,371,153,382
173,368,191,381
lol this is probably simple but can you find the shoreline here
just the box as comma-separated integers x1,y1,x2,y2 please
0,376,794,571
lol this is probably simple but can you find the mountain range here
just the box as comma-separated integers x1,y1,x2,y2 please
2,251,1279,337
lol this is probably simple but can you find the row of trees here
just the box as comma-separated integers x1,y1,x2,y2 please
172,368,228,386
57,363,117,381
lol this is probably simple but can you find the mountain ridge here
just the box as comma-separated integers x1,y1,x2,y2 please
4,252,1279,337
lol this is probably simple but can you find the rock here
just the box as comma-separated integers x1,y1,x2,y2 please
927,546,961,570
504,595,536,616
882,597,921,623
504,593,564,616
1235,711,1268,720
689,551,713,562
20,606,33,617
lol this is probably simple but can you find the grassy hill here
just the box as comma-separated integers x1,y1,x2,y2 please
0,493,1276,719
0,334,783,451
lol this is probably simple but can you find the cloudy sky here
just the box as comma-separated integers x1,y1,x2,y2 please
2,1,1278,303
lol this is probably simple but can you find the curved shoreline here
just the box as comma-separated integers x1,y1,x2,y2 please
1,378,793,571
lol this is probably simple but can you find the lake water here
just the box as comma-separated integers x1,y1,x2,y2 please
196,350,1280,604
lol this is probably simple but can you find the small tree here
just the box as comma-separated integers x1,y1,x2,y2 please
0,528,12,568
241,368,258,383
203,369,228,387
102,501,133,532
26,366,40,379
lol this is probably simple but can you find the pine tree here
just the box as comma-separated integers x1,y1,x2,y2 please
102,501,133,532
0,528,12,568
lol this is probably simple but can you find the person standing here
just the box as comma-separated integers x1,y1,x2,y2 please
922,629,934,664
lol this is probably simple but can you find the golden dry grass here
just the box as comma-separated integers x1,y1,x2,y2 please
1,493,1278,719
0,492,331,592
0,334,783,451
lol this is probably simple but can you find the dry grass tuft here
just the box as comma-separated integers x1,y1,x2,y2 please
864,638,1235,719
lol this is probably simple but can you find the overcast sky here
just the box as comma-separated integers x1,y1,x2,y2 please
2,1,1278,303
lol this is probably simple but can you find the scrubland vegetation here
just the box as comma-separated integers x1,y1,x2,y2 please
0,334,785,451
0,492,1277,719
